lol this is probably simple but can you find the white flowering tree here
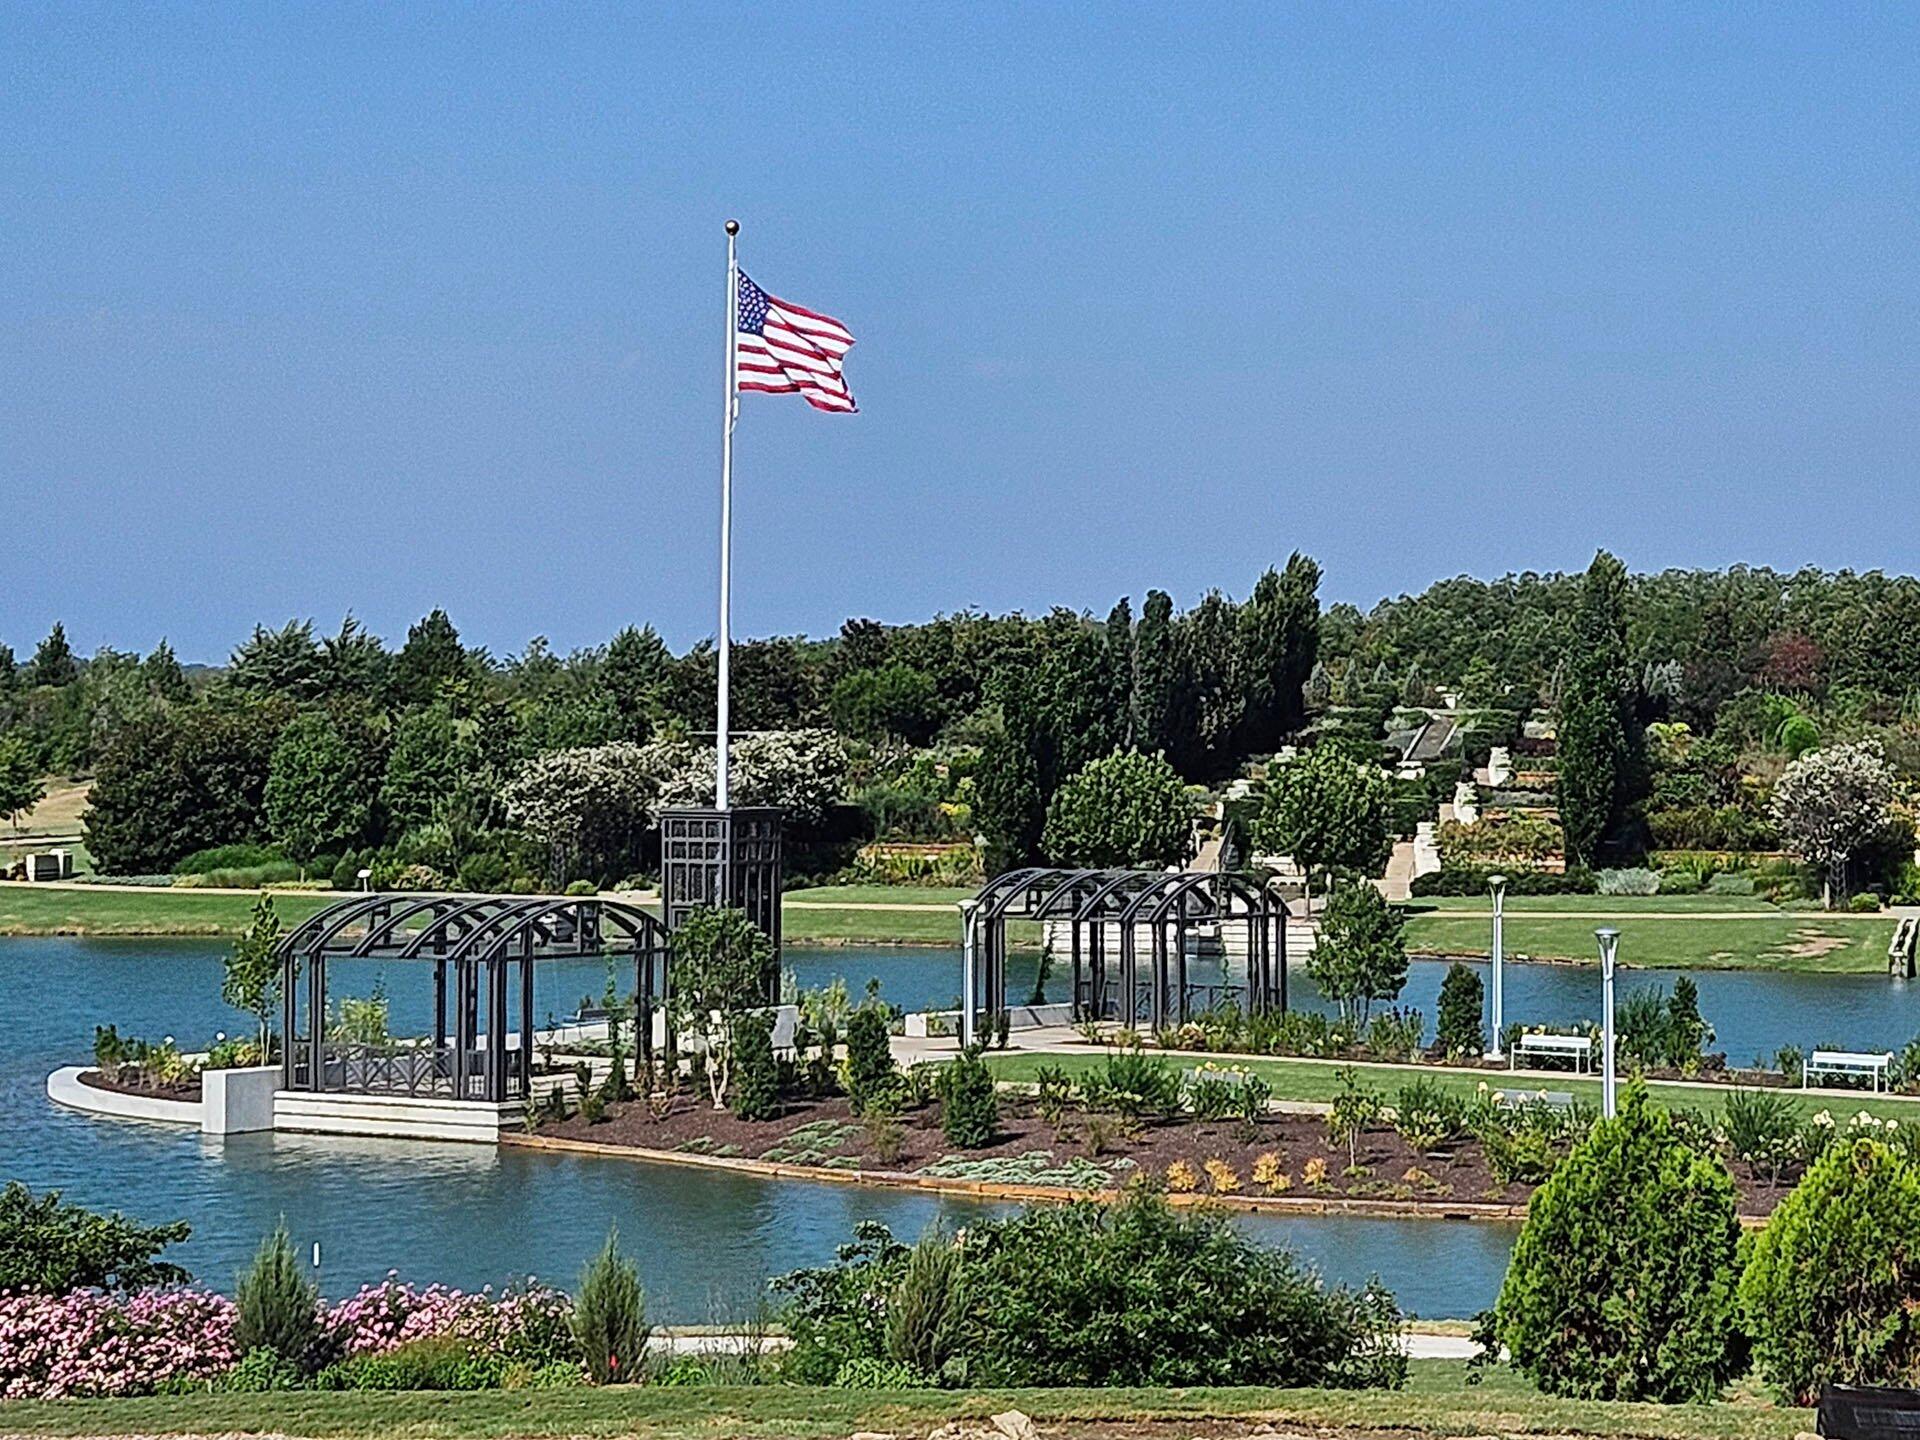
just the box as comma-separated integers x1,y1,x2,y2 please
501,742,661,884
642,728,848,827
1768,739,1899,907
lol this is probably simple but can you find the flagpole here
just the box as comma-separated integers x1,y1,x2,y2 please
717,219,739,811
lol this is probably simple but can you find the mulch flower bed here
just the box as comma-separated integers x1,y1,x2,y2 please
78,1068,202,1102
529,1087,1806,1217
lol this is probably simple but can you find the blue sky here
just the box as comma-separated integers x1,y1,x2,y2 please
4,4,1917,663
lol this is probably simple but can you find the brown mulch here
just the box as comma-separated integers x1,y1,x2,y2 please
535,1089,1540,1210
77,1068,201,1102
530,1085,1812,1217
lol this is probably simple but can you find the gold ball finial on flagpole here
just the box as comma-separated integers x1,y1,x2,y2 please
725,219,739,235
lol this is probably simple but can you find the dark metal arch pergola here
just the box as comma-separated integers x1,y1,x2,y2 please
278,893,672,1105
958,868,1289,1047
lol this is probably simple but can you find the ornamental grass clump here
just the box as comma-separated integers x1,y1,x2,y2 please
883,1230,967,1383
1740,1137,1920,1403
573,1228,648,1385
1485,1083,1744,1402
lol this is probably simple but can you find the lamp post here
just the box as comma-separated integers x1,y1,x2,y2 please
1487,873,1508,1060
1595,926,1620,1118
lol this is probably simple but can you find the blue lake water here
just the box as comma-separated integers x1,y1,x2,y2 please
9,934,1918,1318
0,937,1527,1320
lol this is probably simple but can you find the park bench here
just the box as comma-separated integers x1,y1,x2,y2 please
1804,1049,1895,1093
1494,1087,1577,1113
1510,1031,1596,1074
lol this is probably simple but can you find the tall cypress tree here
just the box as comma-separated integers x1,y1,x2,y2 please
1133,590,1176,757
1557,551,1639,866
1103,597,1135,751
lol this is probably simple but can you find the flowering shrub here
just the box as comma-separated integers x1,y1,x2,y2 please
324,1276,578,1368
0,1288,237,1399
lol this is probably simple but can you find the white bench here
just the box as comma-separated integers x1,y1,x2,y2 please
1511,1032,1595,1074
1803,1049,1895,1093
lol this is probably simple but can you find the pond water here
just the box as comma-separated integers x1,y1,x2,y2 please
1,937,1517,1320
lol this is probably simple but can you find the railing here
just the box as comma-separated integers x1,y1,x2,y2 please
287,1042,497,1099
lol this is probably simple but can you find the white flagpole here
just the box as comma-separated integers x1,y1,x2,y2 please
717,219,739,811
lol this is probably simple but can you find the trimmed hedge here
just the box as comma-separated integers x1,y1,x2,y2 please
1411,866,1596,897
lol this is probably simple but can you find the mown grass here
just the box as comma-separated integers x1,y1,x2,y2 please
0,884,968,945
1412,893,1785,914
0,1365,1810,1440
1402,909,1895,973
984,1048,1920,1121
0,884,334,937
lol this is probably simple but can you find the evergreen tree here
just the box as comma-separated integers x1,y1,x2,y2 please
1103,596,1135,750
318,616,389,699
0,734,45,832
0,642,16,694
228,620,324,699
601,624,671,741
1169,591,1245,779
139,640,191,703
263,709,380,866
1133,590,1176,756
1238,554,1322,754
380,703,462,832
1557,551,1639,866
392,609,466,705
25,623,78,689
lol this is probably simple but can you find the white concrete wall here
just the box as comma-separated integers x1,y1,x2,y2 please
905,1002,1075,1038
274,1091,513,1144
46,1066,201,1126
201,1066,280,1134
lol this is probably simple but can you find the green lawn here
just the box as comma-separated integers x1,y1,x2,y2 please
0,882,970,948
1412,893,1785,914
1403,909,1895,973
0,885,335,937
985,1048,1920,1122
0,1366,1809,1440
783,884,972,907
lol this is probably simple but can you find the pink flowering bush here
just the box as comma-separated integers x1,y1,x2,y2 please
324,1274,578,1367
0,1288,238,1399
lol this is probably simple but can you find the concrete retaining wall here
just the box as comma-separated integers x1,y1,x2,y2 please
201,1066,280,1134
46,1066,201,1126
904,1002,1074,1039
274,1090,513,1143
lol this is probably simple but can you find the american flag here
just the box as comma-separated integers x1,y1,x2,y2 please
735,271,857,413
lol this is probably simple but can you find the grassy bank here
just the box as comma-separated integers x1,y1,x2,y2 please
0,882,965,946
1402,906,1894,973
984,1047,1920,1122
0,1365,1809,1440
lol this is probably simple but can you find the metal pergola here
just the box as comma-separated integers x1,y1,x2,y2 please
958,868,1289,1047
276,893,672,1105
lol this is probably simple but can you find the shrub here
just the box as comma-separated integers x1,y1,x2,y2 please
883,1230,966,1382
937,1048,999,1149
1182,1063,1245,1121
729,1012,780,1122
0,1289,238,1399
843,1007,896,1116
1078,1048,1181,1121
174,843,285,875
1658,868,1703,895
314,1335,507,1391
777,1197,1405,1390
1595,867,1661,896
0,1183,191,1295
953,1195,1406,1388
573,1228,649,1385
1706,870,1756,896
1740,1138,1920,1402
1412,866,1597,897
1394,1078,1468,1153
1488,1085,1744,1401
1364,1008,1423,1062
1852,890,1885,913
234,1224,326,1373
1436,963,1484,1060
